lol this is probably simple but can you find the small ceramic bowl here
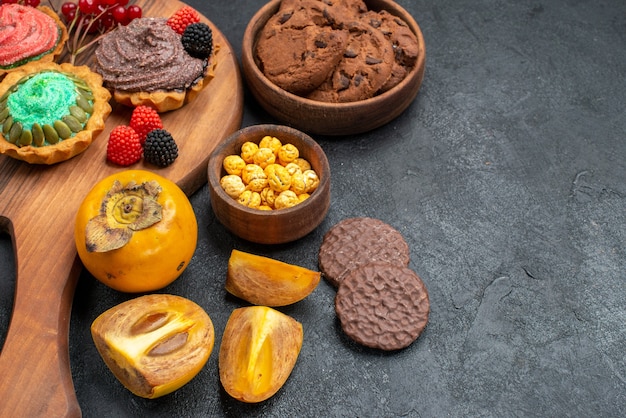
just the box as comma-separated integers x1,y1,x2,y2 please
207,124,331,244
241,0,426,136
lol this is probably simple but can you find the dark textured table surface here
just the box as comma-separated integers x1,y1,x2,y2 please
1,0,626,416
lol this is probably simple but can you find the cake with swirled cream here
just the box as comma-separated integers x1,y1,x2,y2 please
0,4,68,79
93,14,216,112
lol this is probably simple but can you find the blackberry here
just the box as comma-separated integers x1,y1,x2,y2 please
144,129,178,167
181,22,213,59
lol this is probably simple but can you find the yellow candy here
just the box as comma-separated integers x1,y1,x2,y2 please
260,187,277,208
247,177,269,192
284,162,302,177
289,171,307,195
237,190,261,208
263,163,280,177
274,190,299,209
298,193,310,202
223,155,246,176
293,157,311,172
264,163,285,177
241,164,266,185
252,147,276,169
277,143,299,165
259,136,282,155
303,169,320,193
240,142,259,163
258,205,273,211
220,175,246,199
266,164,292,192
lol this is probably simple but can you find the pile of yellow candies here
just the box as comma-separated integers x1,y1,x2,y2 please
220,135,320,210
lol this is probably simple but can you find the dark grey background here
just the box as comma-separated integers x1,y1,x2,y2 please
1,0,625,416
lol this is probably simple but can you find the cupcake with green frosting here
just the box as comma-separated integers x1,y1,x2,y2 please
0,61,111,164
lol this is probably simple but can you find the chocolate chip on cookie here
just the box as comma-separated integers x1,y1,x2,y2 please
307,22,394,102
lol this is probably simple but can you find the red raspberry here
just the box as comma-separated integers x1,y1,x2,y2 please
106,125,142,166
129,105,163,145
166,6,201,35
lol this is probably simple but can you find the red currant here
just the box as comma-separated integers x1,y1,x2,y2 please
24,0,41,6
99,13,114,29
126,5,142,20
102,0,117,5
78,0,97,15
111,5,126,23
61,2,77,19
65,9,77,22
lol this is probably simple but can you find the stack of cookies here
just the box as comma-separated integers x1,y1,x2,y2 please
318,217,430,351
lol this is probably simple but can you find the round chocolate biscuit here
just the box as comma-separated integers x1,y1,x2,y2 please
335,262,430,351
318,217,410,288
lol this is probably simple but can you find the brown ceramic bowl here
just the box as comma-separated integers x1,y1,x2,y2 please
241,0,426,136
208,124,331,244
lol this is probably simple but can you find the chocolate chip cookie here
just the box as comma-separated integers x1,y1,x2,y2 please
306,22,394,102
362,10,420,92
256,18,348,94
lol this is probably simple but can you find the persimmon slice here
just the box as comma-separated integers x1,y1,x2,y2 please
219,306,303,403
226,249,320,306
91,294,214,399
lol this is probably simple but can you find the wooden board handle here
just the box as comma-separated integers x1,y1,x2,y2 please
0,4,243,415
0,219,82,418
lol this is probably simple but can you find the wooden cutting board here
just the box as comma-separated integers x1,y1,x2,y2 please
0,1,244,416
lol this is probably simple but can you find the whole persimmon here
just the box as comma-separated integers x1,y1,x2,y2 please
74,169,197,292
